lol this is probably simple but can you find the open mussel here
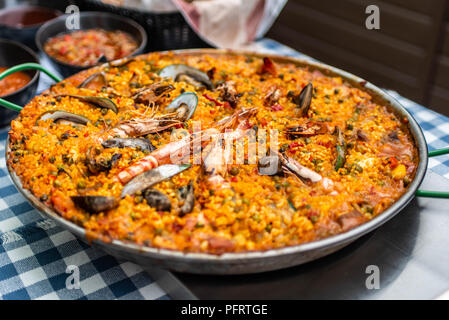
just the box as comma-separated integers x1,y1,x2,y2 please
159,64,214,90
102,138,156,152
121,164,191,198
108,57,136,68
56,95,118,113
290,83,313,117
165,92,198,121
71,195,117,213
143,189,171,212
77,71,107,90
36,110,90,126
177,180,194,216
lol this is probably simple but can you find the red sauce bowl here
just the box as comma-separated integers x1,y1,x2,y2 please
0,39,40,127
0,6,62,50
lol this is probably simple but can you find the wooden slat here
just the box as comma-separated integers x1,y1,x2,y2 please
267,23,423,102
433,55,449,89
296,0,433,48
385,0,440,15
277,1,426,78
439,24,449,56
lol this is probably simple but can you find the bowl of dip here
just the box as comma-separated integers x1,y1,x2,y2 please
0,6,61,50
0,39,40,127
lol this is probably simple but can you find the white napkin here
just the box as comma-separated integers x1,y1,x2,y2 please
173,0,287,49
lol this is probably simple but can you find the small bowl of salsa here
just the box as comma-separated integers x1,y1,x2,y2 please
36,12,147,77
0,39,39,127
0,6,62,50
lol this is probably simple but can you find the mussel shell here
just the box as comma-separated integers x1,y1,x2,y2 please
121,164,191,198
159,64,214,90
177,180,194,216
71,195,117,213
165,92,198,121
102,138,156,152
57,95,118,113
144,189,171,212
296,83,313,117
77,71,107,89
36,110,90,126
108,57,136,68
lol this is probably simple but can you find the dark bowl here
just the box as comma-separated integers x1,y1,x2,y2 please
0,39,40,127
0,6,62,51
35,11,148,77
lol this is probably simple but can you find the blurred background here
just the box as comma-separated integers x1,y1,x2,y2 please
1,0,448,116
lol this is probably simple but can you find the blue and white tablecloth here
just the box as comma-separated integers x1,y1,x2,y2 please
1,39,448,300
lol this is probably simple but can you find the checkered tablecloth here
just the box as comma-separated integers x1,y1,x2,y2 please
1,39,448,300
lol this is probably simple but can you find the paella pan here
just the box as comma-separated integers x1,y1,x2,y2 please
2,49,449,274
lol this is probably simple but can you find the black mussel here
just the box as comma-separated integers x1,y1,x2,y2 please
121,164,191,198
36,110,90,126
77,71,107,89
102,138,156,152
165,92,198,121
177,180,194,216
143,189,171,212
291,83,313,117
56,95,118,113
71,195,117,213
159,64,214,90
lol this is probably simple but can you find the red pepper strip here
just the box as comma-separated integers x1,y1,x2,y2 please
204,94,222,106
261,57,277,76
271,104,283,111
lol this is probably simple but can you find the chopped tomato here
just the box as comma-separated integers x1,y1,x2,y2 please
261,57,277,76
388,157,399,169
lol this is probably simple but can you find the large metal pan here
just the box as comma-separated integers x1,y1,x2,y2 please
3,49,449,275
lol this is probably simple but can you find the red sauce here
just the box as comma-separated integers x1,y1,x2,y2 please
0,67,31,96
44,29,138,67
0,6,60,28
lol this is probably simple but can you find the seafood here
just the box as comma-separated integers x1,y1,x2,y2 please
8,52,418,254
159,64,214,90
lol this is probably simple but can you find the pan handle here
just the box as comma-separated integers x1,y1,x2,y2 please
0,63,62,112
416,147,449,198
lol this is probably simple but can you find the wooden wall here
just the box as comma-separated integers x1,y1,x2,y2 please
267,0,449,116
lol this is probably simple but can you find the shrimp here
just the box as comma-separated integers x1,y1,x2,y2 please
202,117,253,189
116,108,257,184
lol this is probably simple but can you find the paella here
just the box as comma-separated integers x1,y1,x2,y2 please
7,52,418,254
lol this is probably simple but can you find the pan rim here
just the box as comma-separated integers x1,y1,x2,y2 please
5,48,428,263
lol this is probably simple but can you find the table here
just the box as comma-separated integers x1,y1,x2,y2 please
1,39,449,299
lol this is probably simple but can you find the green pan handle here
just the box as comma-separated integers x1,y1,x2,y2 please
416,147,449,198
0,63,62,112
